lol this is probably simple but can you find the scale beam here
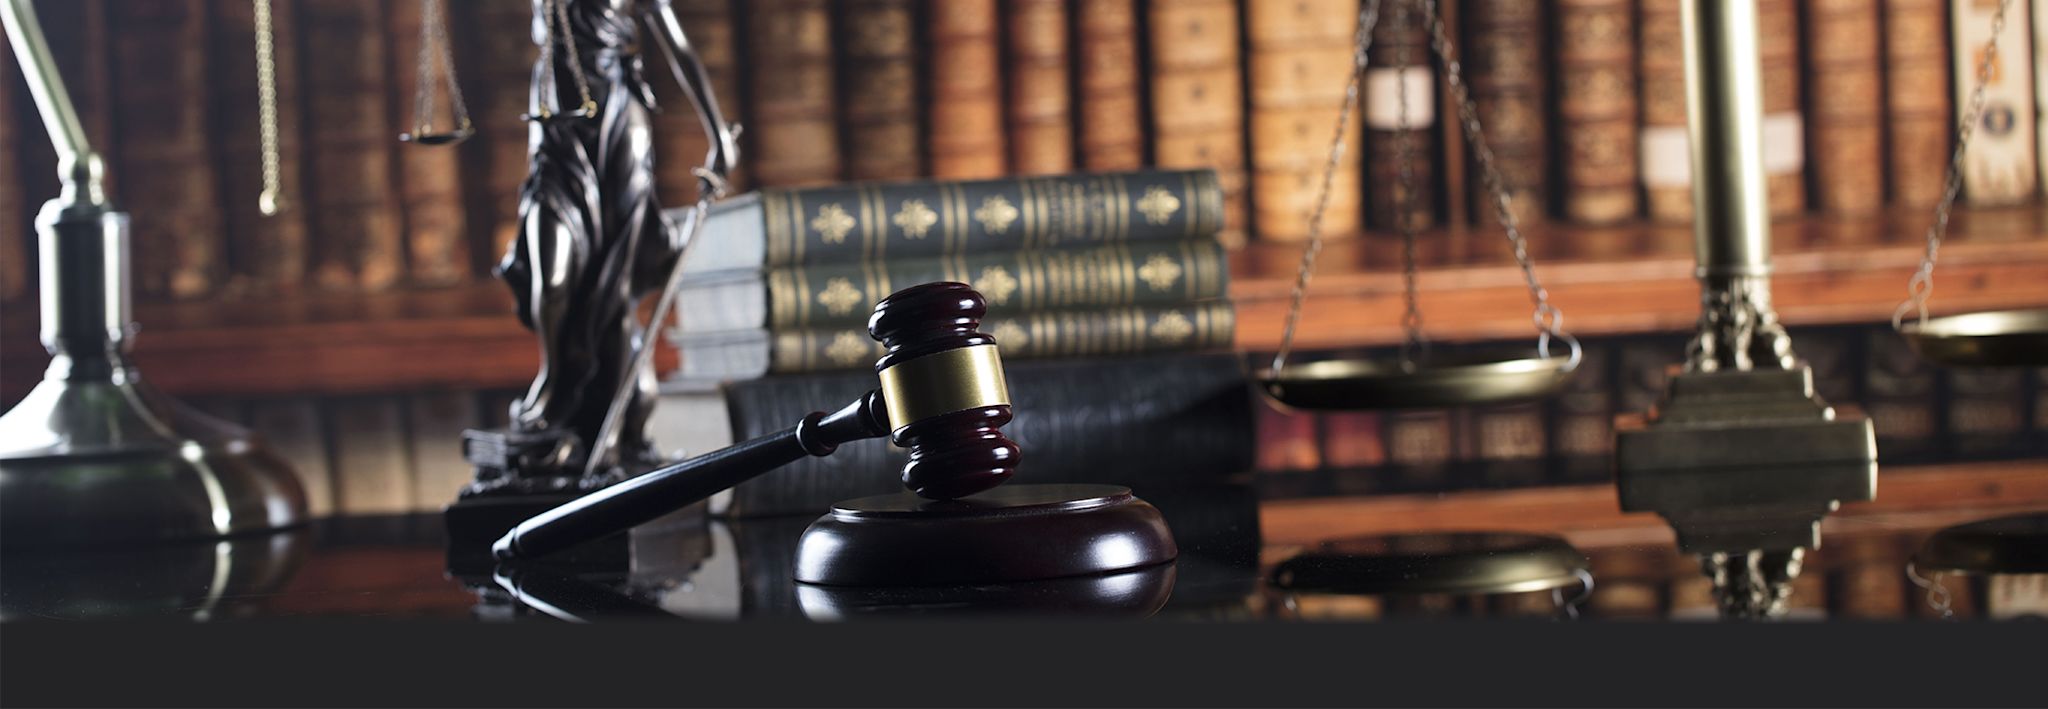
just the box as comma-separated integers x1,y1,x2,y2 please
1612,0,1876,619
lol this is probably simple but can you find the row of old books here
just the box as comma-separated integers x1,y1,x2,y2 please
655,166,1253,516
14,0,2048,313
1253,323,2048,496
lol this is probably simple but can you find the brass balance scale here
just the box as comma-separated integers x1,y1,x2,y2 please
1256,0,2047,618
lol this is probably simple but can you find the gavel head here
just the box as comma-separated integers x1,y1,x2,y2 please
867,282,1021,500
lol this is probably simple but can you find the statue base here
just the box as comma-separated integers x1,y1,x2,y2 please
443,426,665,567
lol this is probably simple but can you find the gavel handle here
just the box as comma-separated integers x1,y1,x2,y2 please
494,390,889,560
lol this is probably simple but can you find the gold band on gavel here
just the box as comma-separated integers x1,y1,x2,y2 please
876,344,1011,432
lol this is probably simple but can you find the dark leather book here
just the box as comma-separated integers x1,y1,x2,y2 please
758,238,1231,330
1363,0,1439,233
679,168,1224,271
1945,367,2030,458
1884,0,1949,207
298,0,403,292
208,0,311,297
1862,327,1939,462
1005,0,1073,175
767,300,1236,373
1553,0,1636,225
1460,0,1547,225
0,31,24,305
1148,0,1250,248
387,0,471,287
1548,340,1611,484
927,0,1007,178
1806,0,1884,214
746,0,843,186
837,0,923,180
719,352,1257,517
108,0,225,299
1637,0,1689,224
1076,0,1145,171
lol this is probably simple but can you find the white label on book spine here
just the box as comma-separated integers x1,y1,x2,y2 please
1640,126,1692,187
1762,112,1805,175
1955,0,2039,204
1364,68,1437,130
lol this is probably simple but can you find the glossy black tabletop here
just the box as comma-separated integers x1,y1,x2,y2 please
4,481,2038,623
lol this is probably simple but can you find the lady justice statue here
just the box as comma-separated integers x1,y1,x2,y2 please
452,0,739,535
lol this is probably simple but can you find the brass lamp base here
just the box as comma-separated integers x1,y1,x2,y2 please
0,374,308,546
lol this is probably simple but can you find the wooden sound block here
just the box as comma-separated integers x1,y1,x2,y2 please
793,484,1178,586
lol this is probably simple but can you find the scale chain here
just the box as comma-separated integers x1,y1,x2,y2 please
1895,0,2013,330
1270,0,1382,375
1419,0,1578,367
253,0,284,216
1392,0,1428,371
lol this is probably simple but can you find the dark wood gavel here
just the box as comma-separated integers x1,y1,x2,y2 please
493,282,1022,560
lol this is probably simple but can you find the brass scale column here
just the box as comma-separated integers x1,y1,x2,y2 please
1613,0,1877,619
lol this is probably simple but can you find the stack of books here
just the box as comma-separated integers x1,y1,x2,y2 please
652,168,1254,517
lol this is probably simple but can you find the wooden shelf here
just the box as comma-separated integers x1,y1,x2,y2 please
6,208,2047,401
1232,206,2048,352
1259,458,2048,552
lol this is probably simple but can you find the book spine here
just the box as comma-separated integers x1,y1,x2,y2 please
1384,408,1456,490
1952,0,2039,204
653,0,747,209
1257,402,1324,472
1759,0,1806,218
1147,0,1250,248
299,0,403,292
1637,0,1691,224
1363,0,1438,232
837,0,923,181
406,391,480,512
1885,0,1950,207
1247,0,1365,244
327,395,413,515
1075,0,1146,171
1318,411,1386,469
1806,0,1884,214
1946,368,2030,457
1460,0,1548,225
247,398,335,517
927,0,1008,178
388,0,471,287
1863,327,1940,460
769,300,1236,372
208,0,310,296
765,238,1231,329
1549,341,1612,484
0,31,23,305
723,352,1256,517
108,0,223,300
458,0,536,269
747,0,842,186
1005,0,1074,175
758,168,1224,266
1471,402,1546,487
1554,0,1637,225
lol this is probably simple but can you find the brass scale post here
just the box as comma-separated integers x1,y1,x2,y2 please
1613,0,1877,619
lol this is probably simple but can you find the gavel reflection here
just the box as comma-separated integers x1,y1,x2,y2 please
494,282,1021,560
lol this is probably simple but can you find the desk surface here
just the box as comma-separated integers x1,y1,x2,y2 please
3,481,2036,622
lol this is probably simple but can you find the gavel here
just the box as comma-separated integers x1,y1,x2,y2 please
493,282,1022,560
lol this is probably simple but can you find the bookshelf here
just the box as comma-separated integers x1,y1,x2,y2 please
5,207,2046,403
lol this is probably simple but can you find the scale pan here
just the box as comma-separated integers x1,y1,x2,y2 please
1899,308,2048,367
1254,348,1575,411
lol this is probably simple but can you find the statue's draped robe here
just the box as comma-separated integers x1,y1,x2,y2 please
499,0,675,474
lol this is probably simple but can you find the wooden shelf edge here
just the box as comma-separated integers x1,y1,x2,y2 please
1257,459,2048,549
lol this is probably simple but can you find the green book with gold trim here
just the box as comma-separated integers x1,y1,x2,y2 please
676,169,1225,274
711,239,1224,332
